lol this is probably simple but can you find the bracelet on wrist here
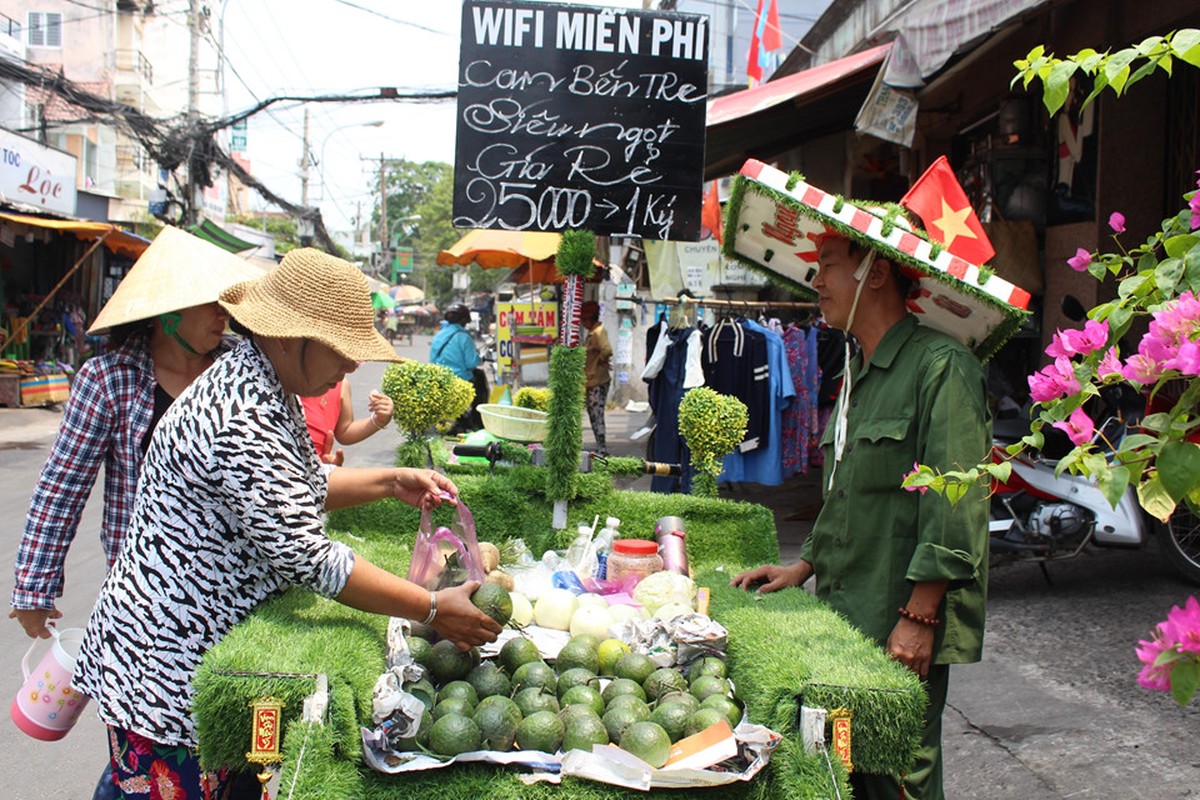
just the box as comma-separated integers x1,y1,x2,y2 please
422,590,438,625
897,606,941,627
370,414,389,431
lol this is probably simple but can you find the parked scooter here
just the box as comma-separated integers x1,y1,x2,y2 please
989,385,1200,585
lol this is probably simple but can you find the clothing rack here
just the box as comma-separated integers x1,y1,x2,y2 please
656,296,818,311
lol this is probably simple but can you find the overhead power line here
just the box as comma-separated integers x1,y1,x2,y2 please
0,56,454,251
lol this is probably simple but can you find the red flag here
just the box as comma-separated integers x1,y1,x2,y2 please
701,180,723,245
763,0,782,52
900,155,995,265
746,0,766,83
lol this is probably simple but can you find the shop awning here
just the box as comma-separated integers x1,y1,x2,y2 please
705,43,891,180
0,211,150,259
187,218,258,254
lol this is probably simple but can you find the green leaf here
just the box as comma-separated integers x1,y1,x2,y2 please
1170,28,1200,67
1118,433,1160,452
1134,36,1166,56
1169,659,1200,707
944,481,969,507
1118,274,1150,299
1105,48,1138,93
1108,305,1133,333
1097,465,1131,509
1164,234,1200,258
1129,55,1163,87
1005,441,1027,457
984,461,1013,484
1156,257,1184,292
1141,412,1172,434
1087,259,1108,281
1138,476,1177,522
1082,70,1110,108
1043,61,1079,113
1157,441,1200,501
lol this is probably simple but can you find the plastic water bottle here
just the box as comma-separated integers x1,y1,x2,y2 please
591,517,621,580
566,524,595,576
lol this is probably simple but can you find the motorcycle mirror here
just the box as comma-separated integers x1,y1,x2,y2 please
1061,295,1087,322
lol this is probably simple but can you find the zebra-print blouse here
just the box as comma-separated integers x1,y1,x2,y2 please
73,339,355,746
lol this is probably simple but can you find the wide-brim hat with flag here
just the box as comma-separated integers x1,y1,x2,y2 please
722,158,1030,359
88,225,265,335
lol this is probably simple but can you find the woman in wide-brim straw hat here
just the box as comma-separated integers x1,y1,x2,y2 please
70,248,501,798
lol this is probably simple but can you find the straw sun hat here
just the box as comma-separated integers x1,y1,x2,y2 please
219,247,399,363
88,225,264,334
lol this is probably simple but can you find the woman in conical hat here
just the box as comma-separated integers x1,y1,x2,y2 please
13,226,264,636
71,248,500,798
11,226,265,798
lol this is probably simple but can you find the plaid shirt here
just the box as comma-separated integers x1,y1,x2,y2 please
11,335,233,609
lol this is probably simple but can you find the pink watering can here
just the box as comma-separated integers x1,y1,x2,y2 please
10,627,90,741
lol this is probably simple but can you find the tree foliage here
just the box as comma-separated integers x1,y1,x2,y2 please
1013,29,1200,114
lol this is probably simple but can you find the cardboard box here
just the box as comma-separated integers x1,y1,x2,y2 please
20,373,70,406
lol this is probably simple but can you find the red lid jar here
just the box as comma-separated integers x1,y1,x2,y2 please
607,539,663,583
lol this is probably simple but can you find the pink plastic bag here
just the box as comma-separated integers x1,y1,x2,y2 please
406,494,485,591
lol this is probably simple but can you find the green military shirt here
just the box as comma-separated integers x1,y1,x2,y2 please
800,315,990,664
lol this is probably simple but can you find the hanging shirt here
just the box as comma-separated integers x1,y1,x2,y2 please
644,324,699,493
702,319,770,452
717,319,794,486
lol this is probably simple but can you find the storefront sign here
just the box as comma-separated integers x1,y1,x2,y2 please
644,238,767,299
454,1,708,240
496,301,559,376
0,128,77,215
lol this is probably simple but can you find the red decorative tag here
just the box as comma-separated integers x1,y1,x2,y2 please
246,697,285,764
829,708,854,773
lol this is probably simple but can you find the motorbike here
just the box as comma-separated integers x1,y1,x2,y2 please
989,385,1200,586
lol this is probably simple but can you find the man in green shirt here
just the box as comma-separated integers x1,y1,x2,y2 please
732,233,991,800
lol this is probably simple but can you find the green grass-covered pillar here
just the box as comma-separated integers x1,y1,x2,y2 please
544,230,597,525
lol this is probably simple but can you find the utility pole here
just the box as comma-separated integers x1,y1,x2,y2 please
378,151,388,277
300,107,311,209
186,0,202,225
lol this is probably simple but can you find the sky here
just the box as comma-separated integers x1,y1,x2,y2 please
221,0,639,234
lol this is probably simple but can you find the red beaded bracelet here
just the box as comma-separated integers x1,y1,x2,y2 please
898,606,941,627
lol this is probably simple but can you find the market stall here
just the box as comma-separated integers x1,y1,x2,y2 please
191,471,925,800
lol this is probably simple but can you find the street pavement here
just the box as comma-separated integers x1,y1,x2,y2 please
0,332,1195,798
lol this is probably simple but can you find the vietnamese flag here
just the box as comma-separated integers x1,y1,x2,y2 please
900,155,995,265
701,180,723,245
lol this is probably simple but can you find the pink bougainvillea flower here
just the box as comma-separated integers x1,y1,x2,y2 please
1098,347,1123,377
1046,319,1110,359
1067,248,1092,271
901,462,928,494
1163,596,1200,655
1028,357,1081,403
1135,634,1173,691
1108,211,1126,233
1191,171,1200,230
1051,406,1095,447
1122,353,1164,384
1166,338,1200,376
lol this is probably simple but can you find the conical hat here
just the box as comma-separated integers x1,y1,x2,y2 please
724,159,1031,359
88,226,264,334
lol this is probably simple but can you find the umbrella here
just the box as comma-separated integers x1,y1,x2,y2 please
389,284,425,304
371,290,396,310
437,229,561,269
509,259,604,285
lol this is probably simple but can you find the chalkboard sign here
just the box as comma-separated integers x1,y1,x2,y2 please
454,0,708,241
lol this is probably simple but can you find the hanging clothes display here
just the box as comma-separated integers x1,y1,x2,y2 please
715,318,794,486
780,324,819,478
642,317,704,493
701,315,770,452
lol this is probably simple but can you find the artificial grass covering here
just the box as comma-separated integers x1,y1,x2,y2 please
192,468,924,799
